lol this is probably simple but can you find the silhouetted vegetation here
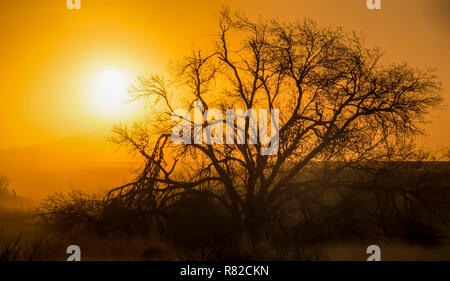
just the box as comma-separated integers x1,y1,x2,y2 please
0,174,16,204
38,158,450,260
35,9,449,260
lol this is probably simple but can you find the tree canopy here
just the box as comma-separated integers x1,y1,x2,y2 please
107,9,442,238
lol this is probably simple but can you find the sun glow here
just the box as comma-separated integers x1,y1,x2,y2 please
90,70,132,117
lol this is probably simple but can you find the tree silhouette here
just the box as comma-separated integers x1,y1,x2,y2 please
106,9,442,242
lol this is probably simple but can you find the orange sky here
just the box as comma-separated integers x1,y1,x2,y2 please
0,0,448,200
0,0,448,149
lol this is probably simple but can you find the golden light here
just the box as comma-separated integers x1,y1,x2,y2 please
90,70,131,117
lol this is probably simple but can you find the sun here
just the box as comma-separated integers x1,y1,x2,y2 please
90,70,131,117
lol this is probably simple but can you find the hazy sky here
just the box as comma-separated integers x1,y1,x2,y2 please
0,0,448,149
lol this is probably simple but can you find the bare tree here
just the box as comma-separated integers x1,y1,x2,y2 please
106,9,442,241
